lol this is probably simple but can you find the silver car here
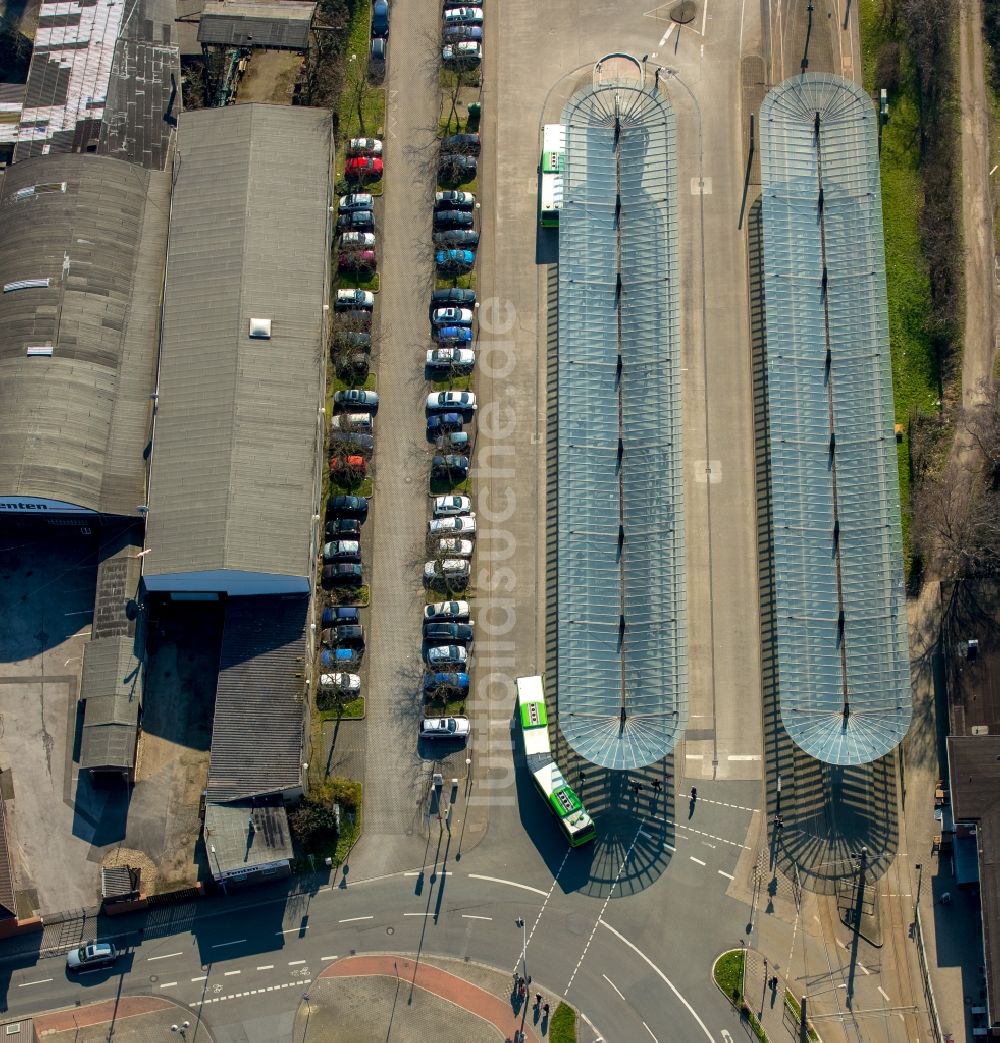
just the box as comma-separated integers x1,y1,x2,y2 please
419,716,471,739
67,942,117,972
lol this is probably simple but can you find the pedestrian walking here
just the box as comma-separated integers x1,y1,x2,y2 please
535,993,542,1008
652,778,662,792
543,1002,550,1017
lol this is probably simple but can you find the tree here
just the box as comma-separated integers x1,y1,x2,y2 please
344,53,374,137
964,379,1000,489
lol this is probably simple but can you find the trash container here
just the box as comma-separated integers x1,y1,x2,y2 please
466,102,481,131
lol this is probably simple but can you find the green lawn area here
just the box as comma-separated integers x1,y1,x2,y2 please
549,1002,577,1043
423,695,467,716
431,373,473,391
319,695,365,721
712,950,767,1042
336,2,386,158
783,992,820,1042
435,272,477,291
859,0,943,560
336,271,380,292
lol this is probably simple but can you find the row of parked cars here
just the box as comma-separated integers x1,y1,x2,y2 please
441,2,483,69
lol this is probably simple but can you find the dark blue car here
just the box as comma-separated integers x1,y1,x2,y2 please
423,671,470,693
322,606,361,627
427,412,464,439
321,647,360,669
434,325,473,344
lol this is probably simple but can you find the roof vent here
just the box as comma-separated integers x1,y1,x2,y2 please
972,725,990,736
249,317,272,339
25,345,54,357
4,278,50,293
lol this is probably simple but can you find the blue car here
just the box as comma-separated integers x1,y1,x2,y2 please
423,671,470,693
427,412,464,439
434,325,473,344
435,248,475,273
322,606,361,627
321,647,360,669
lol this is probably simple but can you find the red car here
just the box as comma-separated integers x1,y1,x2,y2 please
345,156,383,180
330,455,367,475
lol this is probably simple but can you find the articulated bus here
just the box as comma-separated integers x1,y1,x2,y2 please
539,124,565,228
516,675,596,847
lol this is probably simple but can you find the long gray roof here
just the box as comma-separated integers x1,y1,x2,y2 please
0,155,170,515
761,74,911,765
79,634,142,770
198,1,316,49
144,104,331,583
556,81,687,771
207,595,307,801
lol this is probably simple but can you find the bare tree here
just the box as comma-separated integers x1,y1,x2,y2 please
343,53,375,137
964,379,1000,488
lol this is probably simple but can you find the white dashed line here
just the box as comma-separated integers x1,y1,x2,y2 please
690,857,706,866
405,871,451,876
257,965,274,971
288,960,306,966
462,914,492,921
643,1020,659,1042
858,962,870,976
659,23,675,46
878,986,891,1002
468,873,548,897
603,974,625,1001
147,951,182,961
191,975,207,982
702,842,717,849
159,981,178,989
322,956,338,961
404,912,434,917
718,870,735,880
727,754,761,761
664,843,676,852
224,970,241,976
18,978,52,987
212,939,246,949
338,916,373,924
276,926,309,935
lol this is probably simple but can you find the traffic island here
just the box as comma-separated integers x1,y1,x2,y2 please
712,948,768,1042
33,997,212,1041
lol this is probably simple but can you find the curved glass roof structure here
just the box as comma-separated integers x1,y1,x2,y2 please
760,74,912,765
556,77,686,771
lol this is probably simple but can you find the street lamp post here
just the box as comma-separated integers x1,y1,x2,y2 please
515,917,526,981
210,845,228,896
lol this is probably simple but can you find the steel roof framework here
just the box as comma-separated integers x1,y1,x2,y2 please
761,74,912,765
556,81,687,771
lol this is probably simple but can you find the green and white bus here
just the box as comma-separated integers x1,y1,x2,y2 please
539,124,565,228
516,675,595,847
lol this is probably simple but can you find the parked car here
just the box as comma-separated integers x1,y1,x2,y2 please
322,605,361,626
332,432,375,456
325,518,361,543
331,412,373,433
336,288,375,311
323,540,361,561
427,391,477,412
431,454,470,478
325,623,365,647
428,515,476,536
339,192,375,211
441,24,482,43
435,190,476,209
346,156,383,180
424,559,471,586
335,307,373,330
436,430,470,452
442,6,483,25
424,621,474,643
424,599,470,621
424,644,468,667
371,0,389,36
370,36,387,78
323,563,364,586
321,646,360,668
442,41,481,66
327,494,368,519
432,307,474,326
426,412,464,437
442,132,482,156
333,331,372,352
434,209,475,230
435,248,475,273
432,495,472,516
335,389,379,411
427,347,475,370
348,137,382,156
340,232,376,251
329,455,366,475
423,671,469,693
319,671,361,693
430,288,476,309
435,537,474,558
67,943,117,972
433,325,473,344
339,248,377,272
337,210,375,234
433,229,479,248
419,716,471,739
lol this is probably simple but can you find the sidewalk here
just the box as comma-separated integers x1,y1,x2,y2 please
33,997,212,1041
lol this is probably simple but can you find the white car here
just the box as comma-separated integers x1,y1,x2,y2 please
331,412,373,432
442,6,483,24
423,558,471,580
319,672,361,693
427,515,476,536
442,41,482,63
419,716,471,739
424,644,468,666
435,190,475,208
427,391,477,412
426,347,475,368
339,192,374,211
340,231,376,249
431,307,474,325
432,495,472,516
424,599,471,621
336,288,375,309
323,540,361,559
436,538,473,558
348,137,383,156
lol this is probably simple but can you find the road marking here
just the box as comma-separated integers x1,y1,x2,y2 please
702,842,717,849
404,912,434,917
858,962,870,976
659,23,675,46
727,754,761,761
405,870,452,876
256,965,274,971
644,1022,659,1043
669,820,751,851
639,829,655,840
690,856,706,866
699,797,758,813
147,951,182,961
878,985,891,1002
159,981,178,988
602,974,625,1001
686,753,703,759
462,914,492,921
468,873,548,897
18,978,52,987
289,960,306,966
719,870,735,880
600,919,713,1040
664,843,676,852
276,926,309,935
224,970,241,976
321,956,338,961
212,939,246,949
338,916,373,923
191,975,207,982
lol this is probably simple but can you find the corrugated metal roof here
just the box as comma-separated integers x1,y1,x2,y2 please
556,81,687,772
79,633,141,769
206,594,307,801
0,785,16,918
0,154,170,516
144,104,331,583
198,1,316,49
761,74,911,765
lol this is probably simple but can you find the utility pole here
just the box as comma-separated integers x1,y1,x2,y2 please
515,917,527,982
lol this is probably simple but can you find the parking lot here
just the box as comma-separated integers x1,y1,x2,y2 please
0,526,106,913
